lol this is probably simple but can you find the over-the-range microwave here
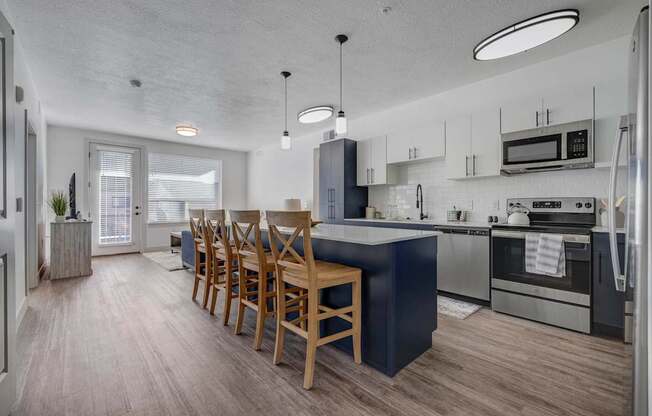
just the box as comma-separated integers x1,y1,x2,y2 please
500,119,594,175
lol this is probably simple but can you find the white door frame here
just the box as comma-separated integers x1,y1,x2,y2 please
23,112,37,291
87,141,144,256
0,10,17,415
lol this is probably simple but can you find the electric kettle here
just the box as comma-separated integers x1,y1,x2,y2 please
507,203,530,226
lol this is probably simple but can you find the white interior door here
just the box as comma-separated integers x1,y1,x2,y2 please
89,143,143,256
0,11,17,415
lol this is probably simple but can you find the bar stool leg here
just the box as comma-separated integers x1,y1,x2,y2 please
221,263,233,325
234,268,247,335
273,280,287,365
192,249,201,302
352,278,362,364
303,290,319,390
253,271,266,350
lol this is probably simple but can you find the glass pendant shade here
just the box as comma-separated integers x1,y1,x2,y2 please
281,131,292,150
335,111,347,135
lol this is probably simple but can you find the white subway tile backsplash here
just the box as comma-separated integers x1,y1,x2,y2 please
368,159,622,225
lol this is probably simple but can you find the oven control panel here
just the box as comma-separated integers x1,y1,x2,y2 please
566,129,589,159
507,197,595,214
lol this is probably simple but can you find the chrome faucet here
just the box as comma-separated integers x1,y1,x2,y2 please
416,184,428,220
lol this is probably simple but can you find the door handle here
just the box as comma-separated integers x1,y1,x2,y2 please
608,121,628,292
597,252,602,284
472,154,477,176
535,110,539,127
465,156,469,176
413,147,417,159
366,168,370,184
409,148,413,160
546,108,550,125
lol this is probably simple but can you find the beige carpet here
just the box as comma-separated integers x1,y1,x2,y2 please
142,251,185,271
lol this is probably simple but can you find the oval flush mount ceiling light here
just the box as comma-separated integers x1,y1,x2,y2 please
473,9,579,61
297,106,334,124
176,124,198,137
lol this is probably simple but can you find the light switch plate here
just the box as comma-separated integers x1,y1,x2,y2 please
16,197,22,213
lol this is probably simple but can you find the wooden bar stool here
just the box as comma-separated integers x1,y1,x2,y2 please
204,209,239,324
229,210,277,350
266,210,362,390
189,209,211,306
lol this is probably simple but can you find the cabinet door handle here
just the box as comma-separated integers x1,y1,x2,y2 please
465,156,469,176
409,148,413,160
366,168,370,184
546,108,550,125
535,111,539,127
413,147,418,159
598,252,602,284
472,154,477,176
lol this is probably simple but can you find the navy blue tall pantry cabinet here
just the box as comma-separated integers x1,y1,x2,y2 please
319,139,368,223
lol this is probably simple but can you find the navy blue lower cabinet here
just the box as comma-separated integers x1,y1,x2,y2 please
592,232,625,338
260,230,438,377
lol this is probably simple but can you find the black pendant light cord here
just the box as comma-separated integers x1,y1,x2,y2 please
339,40,343,111
281,71,291,133
335,34,348,114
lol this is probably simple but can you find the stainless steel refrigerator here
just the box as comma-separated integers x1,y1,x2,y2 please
608,5,649,415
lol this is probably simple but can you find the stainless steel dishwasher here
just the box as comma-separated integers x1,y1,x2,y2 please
434,227,490,301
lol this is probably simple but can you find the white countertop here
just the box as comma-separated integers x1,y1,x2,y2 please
344,218,492,229
591,226,626,234
263,223,441,246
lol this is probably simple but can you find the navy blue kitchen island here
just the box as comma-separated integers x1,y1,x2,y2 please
262,223,440,377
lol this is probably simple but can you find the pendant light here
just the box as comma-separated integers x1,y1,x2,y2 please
335,34,348,136
280,71,292,150
473,9,579,61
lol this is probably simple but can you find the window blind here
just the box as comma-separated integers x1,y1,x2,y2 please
98,150,133,245
148,153,221,223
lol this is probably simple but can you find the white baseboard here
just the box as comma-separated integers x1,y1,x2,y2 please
16,296,27,329
143,246,172,253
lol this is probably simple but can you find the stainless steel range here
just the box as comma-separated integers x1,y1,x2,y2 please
491,197,595,333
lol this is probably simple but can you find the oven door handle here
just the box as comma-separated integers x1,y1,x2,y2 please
608,122,628,292
491,230,590,244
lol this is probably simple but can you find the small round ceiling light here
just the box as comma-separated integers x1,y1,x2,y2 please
176,124,198,137
473,9,579,61
297,106,334,124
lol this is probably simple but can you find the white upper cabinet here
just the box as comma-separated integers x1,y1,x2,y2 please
471,108,501,177
446,109,501,179
542,88,594,127
500,97,543,133
501,87,594,133
356,136,396,186
445,115,472,179
387,121,446,164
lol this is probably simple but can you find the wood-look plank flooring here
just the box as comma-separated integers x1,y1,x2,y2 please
13,254,627,416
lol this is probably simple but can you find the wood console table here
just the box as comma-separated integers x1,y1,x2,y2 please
50,221,93,279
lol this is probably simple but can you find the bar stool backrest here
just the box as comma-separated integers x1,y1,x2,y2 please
265,210,316,287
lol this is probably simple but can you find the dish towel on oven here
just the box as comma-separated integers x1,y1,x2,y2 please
525,233,566,277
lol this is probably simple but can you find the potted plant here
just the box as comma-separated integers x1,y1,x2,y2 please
48,190,68,223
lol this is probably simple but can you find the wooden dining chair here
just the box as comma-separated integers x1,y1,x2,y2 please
229,210,277,350
204,209,239,324
266,210,362,390
189,208,210,306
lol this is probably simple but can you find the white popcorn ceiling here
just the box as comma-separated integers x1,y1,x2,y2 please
7,0,641,150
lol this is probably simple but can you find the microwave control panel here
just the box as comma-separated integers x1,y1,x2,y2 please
566,129,589,159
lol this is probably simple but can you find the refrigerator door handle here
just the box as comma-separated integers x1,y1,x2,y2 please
608,123,627,292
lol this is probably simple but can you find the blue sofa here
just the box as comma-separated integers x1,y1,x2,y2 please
181,230,204,270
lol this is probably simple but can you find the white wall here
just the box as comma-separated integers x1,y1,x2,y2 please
247,36,629,224
47,126,247,251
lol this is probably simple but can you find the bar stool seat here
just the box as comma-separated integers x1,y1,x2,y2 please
283,260,360,289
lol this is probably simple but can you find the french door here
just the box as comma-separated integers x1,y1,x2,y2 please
89,143,143,256
0,10,16,415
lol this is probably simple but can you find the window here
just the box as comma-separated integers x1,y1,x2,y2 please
148,153,221,223
98,149,133,244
